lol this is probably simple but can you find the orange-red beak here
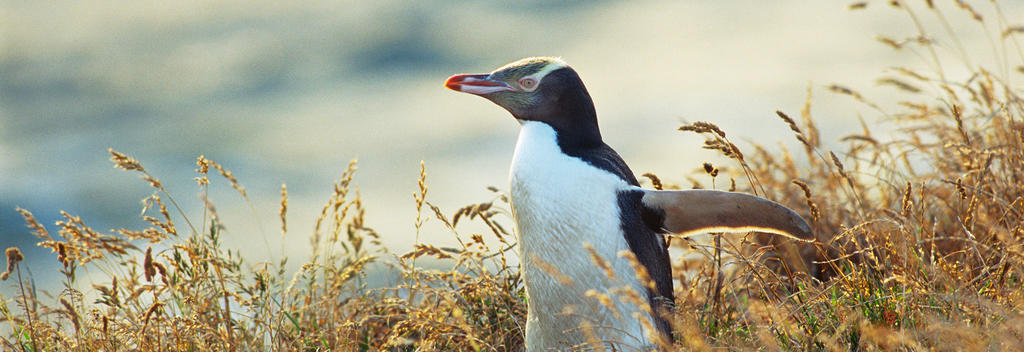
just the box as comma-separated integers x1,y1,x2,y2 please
444,74,513,95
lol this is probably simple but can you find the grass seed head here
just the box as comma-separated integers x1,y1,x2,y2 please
144,247,156,282
109,149,144,172
641,173,664,190
679,121,726,138
584,243,616,280
618,250,655,292
279,183,288,236
16,208,51,240
2,247,24,281
792,179,820,221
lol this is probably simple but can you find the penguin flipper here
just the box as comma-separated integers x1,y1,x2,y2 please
640,189,815,241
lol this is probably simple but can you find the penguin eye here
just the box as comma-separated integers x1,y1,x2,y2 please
518,77,537,91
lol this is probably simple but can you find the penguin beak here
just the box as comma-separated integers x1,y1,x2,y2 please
444,74,513,95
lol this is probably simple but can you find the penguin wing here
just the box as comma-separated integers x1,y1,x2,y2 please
640,189,815,241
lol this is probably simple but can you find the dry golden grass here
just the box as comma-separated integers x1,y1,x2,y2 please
3,2,1024,351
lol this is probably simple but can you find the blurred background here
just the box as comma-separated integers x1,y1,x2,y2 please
2,1,1021,295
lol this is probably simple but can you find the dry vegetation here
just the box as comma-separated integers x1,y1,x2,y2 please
4,1,1024,351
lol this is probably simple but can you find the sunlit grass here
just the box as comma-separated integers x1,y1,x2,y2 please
4,2,1024,351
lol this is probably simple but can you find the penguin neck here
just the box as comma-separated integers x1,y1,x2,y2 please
543,93,603,152
554,117,601,153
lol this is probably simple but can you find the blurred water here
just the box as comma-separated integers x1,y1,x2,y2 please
2,0,1021,297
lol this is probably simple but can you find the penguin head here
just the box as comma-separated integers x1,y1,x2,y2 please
445,57,597,130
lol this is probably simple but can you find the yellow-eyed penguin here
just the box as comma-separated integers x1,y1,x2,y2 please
444,57,813,351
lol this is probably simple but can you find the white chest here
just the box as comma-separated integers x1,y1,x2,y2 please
509,121,653,351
